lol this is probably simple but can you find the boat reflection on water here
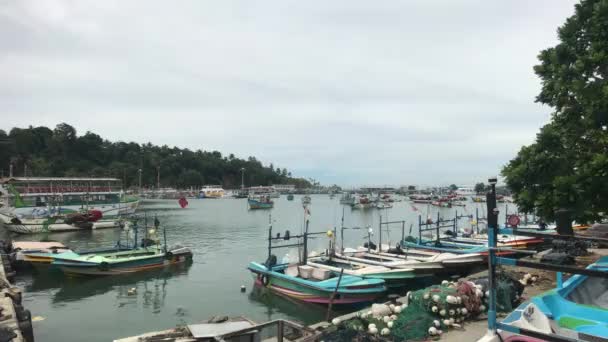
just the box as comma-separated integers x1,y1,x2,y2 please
248,284,352,324
18,260,192,310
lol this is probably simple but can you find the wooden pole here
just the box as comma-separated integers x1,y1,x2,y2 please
326,268,345,321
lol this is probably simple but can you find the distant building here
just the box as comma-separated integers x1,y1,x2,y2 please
272,184,295,193
456,187,475,196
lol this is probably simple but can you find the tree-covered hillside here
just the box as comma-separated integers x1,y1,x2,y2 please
0,123,311,189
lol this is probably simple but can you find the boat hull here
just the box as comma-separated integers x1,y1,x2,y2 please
2,217,121,234
54,248,193,276
248,262,385,305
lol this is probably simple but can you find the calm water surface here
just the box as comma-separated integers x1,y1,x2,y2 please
3,195,514,342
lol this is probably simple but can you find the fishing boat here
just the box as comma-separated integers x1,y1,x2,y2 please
375,202,393,209
4,209,123,234
51,218,193,275
301,195,311,205
247,216,386,305
0,177,139,223
379,245,484,275
431,200,452,208
333,250,441,277
401,239,518,257
306,256,417,288
198,185,225,198
352,195,374,210
497,255,608,341
339,193,356,206
248,196,274,210
287,194,294,201
248,186,280,198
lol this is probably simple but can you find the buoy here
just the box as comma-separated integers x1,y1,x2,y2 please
383,316,391,323
423,292,430,300
332,318,341,325
461,308,468,315
432,306,438,313
456,296,462,304
441,280,449,286
369,327,378,334
240,285,246,292
443,319,451,326
428,327,438,336
390,315,397,321
480,305,486,311
389,304,395,311
449,309,455,316
446,295,457,304
432,294,440,303
433,320,440,328
531,276,538,282
387,321,394,328
394,306,402,314
439,309,446,316
381,328,390,336
368,323,376,330
326,230,334,238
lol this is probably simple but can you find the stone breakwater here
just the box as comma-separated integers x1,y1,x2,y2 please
0,241,33,342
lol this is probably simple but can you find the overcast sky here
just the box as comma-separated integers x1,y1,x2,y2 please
0,1,577,186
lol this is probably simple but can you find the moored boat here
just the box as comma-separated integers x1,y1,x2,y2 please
247,261,385,304
301,195,311,205
287,194,294,201
339,192,356,205
498,255,608,341
50,217,193,275
198,185,225,198
0,177,139,222
248,196,274,209
306,256,417,288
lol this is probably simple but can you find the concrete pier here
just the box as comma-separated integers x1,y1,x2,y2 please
0,242,33,342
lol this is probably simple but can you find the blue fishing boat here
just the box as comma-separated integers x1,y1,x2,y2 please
248,262,386,304
248,196,274,209
498,255,608,341
247,215,386,305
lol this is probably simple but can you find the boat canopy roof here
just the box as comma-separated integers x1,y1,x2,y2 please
0,177,121,184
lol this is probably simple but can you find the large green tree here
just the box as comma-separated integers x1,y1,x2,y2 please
502,0,608,222
0,123,311,190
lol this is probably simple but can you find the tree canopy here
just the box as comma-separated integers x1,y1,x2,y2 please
502,0,608,222
0,123,311,190
474,182,486,194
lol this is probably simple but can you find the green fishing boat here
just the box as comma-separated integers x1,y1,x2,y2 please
51,217,192,275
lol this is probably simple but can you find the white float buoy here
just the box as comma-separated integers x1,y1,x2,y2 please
432,306,438,313
383,316,391,323
387,321,394,328
428,327,438,335
332,318,341,325
433,320,440,328
394,306,402,314
439,309,446,316
381,328,390,336
432,294,440,303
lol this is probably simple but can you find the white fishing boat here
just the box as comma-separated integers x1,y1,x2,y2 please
198,185,225,198
0,177,139,232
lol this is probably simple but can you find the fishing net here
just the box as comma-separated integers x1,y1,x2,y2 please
323,317,394,342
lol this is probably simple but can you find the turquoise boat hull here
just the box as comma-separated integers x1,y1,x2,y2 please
52,247,193,276
247,262,386,305
248,199,273,209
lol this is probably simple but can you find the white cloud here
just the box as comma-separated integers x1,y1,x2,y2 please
0,0,576,186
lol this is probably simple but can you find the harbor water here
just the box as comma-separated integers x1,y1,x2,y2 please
4,195,512,342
